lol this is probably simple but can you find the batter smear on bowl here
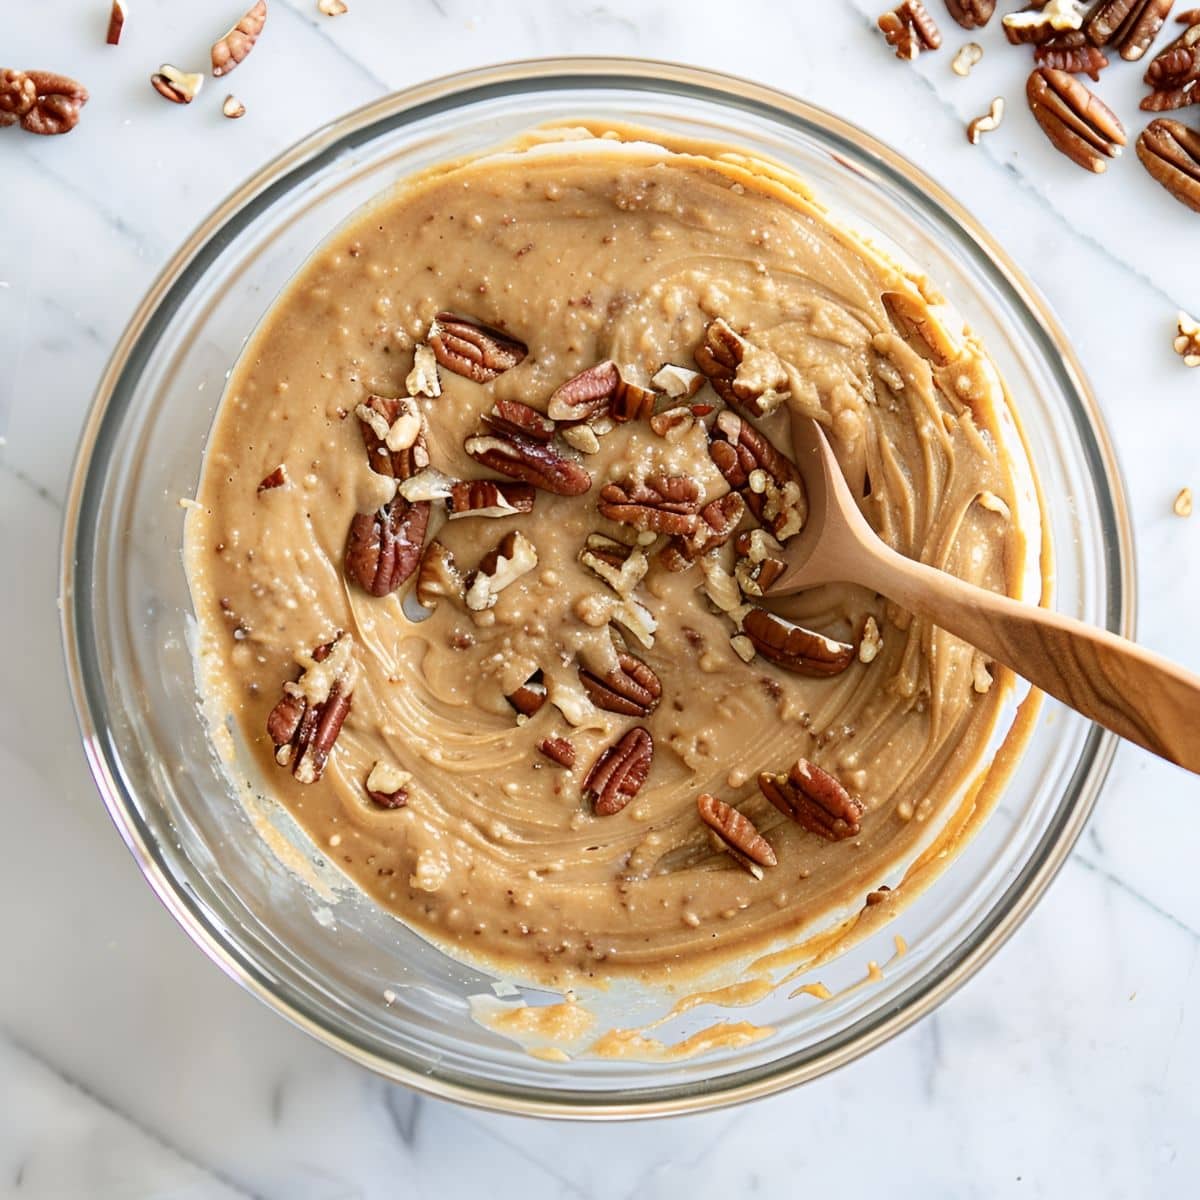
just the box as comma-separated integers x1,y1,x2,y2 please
185,125,1039,988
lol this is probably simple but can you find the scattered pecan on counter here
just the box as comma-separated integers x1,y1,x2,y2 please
1,69,88,135
1084,0,1175,62
1136,116,1200,207
1141,16,1200,109
1026,66,1127,171
212,1,268,77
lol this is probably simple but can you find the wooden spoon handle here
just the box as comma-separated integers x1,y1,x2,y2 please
863,545,1200,773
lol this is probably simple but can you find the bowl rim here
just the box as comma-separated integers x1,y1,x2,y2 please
59,56,1132,1120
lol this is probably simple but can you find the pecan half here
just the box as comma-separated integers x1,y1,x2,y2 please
482,398,556,443
464,433,592,496
1137,117,1200,209
1142,18,1200,109
877,1,943,56
428,313,527,383
1026,67,1126,171
545,361,656,423
694,319,790,419
698,793,778,873
151,64,204,105
579,651,662,717
508,669,547,718
211,1,268,76
356,394,429,480
344,497,430,596
709,411,806,540
415,540,464,610
758,759,864,841
107,0,128,45
660,492,746,571
445,479,536,519
465,530,538,611
1085,0,1174,60
1,70,89,134
1004,0,1087,43
944,0,995,27
1035,31,1111,78
742,608,856,677
267,635,355,784
365,761,411,808
538,736,576,767
583,727,654,816
598,475,701,535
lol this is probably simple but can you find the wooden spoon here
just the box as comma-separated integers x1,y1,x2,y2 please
768,417,1200,774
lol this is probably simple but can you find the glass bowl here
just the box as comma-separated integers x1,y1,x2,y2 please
60,59,1131,1118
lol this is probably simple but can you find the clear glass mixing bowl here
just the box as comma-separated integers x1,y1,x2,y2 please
60,59,1131,1117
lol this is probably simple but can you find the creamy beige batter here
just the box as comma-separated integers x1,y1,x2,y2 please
186,125,1032,989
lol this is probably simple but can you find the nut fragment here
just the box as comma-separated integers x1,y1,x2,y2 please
445,479,536,518
508,670,548,717
758,758,864,841
967,96,1005,144
583,727,654,816
406,343,441,398
1034,32,1110,79
709,411,806,540
1136,117,1200,209
257,464,287,492
483,397,556,443
1175,311,1200,365
877,1,943,58
464,432,592,496
344,496,430,597
356,394,429,480
267,635,356,784
579,651,662,717
1026,67,1126,172
698,793,777,875
106,0,128,45
951,42,985,75
1004,0,1086,42
538,737,576,767
1,69,89,134
945,0,995,28
858,616,884,664
1142,18,1200,110
560,424,601,454
212,1,268,77
578,535,649,598
465,530,538,611
694,319,790,418
733,529,786,597
1174,486,1194,516
1085,0,1174,61
428,313,527,383
223,94,247,119
365,761,411,808
318,0,349,13
415,540,464,610
151,64,204,104
742,608,856,677
650,363,704,398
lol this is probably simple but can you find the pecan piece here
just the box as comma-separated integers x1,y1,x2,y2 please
545,361,656,423
1035,31,1111,78
465,530,538,611
1142,18,1200,109
428,313,527,383
1026,67,1126,172
151,64,204,105
1137,117,1200,208
967,97,1006,144
107,0,128,45
650,363,704,399
1004,0,1087,43
415,540,464,610
482,397,556,443
742,608,856,677
1175,310,1200,365
660,492,746,571
944,0,995,27
709,411,806,541
356,394,429,480
698,794,777,875
2,69,89,134
464,433,592,496
877,1,943,57
445,479,536,519
694,319,790,419
1085,0,1174,61
599,475,701,535
733,529,787,597
758,758,864,841
578,534,649,597
579,651,662,717
538,736,577,767
211,1,268,77
583,727,654,816
257,464,287,492
267,635,356,784
344,496,430,596
365,761,411,809
0,69,36,125
508,669,548,718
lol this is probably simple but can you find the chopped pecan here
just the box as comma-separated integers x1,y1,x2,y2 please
344,497,430,596
151,64,204,104
951,41,986,74
545,361,656,423
508,669,547,718
578,534,649,597
579,651,662,717
415,540,464,610
650,363,704,399
944,0,995,27
267,635,356,784
598,475,701,535
257,465,287,492
223,94,247,119
709,411,806,540
445,479,536,519
1035,31,1111,78
538,736,576,767
106,0,128,45
482,397,556,443
583,727,654,816
465,530,538,611
1175,486,1194,516
1142,18,1200,109
428,313,527,383
1026,67,1126,172
1,69,89,134
464,432,592,496
758,758,864,841
694,319,790,418
560,425,601,454
698,793,777,874
967,96,1006,144
365,760,411,808
1176,310,1200,365
318,0,349,13
733,529,787,596
356,394,429,480
405,343,441,398
1004,0,1086,43
648,406,698,440
211,1,268,76
742,608,856,677
877,1,943,56
660,492,746,571
1137,117,1200,209
1085,0,1174,61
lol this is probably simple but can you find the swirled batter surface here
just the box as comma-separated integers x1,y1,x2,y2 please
186,127,1031,987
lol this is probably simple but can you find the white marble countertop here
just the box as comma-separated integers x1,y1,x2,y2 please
3,1,1199,1195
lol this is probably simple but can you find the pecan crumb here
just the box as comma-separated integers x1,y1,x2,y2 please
1175,486,1194,517
223,94,247,119
1175,311,1200,366
365,760,411,808
951,42,984,75
257,464,287,492
967,97,1005,144
318,0,349,13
